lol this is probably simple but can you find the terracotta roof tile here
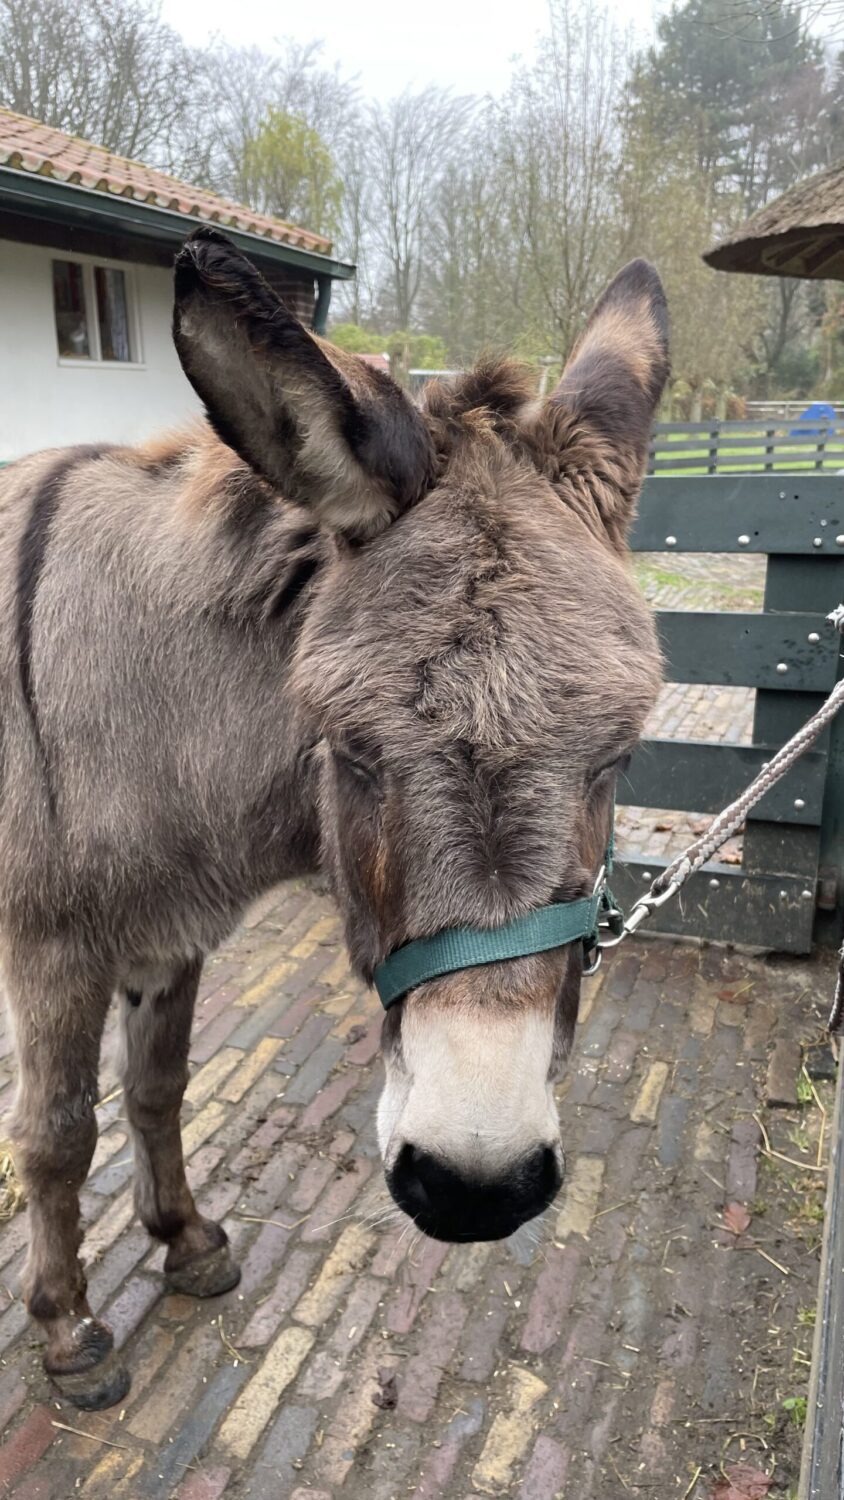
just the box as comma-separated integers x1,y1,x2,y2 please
356,353,390,371
0,108,333,256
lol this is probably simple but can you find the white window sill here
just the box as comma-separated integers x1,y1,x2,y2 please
57,358,146,371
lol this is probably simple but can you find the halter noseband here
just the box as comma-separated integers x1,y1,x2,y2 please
372,818,620,1010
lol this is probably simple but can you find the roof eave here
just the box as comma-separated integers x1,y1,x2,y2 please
704,223,844,281
0,164,356,280
703,235,786,275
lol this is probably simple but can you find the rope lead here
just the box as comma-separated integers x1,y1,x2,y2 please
638,604,844,1031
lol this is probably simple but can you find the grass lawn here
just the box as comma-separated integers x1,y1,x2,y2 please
651,426,844,476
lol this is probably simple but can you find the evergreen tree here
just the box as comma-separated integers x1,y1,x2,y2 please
627,0,835,217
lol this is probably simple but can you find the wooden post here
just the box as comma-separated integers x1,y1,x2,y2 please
800,1051,844,1498
743,547,844,950
624,473,844,952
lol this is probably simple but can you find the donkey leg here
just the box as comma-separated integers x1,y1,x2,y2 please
119,957,241,1297
8,956,130,1410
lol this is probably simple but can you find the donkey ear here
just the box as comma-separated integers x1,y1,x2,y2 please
173,228,435,540
552,259,669,475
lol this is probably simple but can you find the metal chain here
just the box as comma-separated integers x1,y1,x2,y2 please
614,604,844,1031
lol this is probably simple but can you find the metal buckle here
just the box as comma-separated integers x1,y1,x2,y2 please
584,867,684,960
584,864,622,960
603,905,625,936
597,897,626,948
596,922,625,949
582,937,602,975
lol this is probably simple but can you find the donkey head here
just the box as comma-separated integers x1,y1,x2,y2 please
174,229,669,1244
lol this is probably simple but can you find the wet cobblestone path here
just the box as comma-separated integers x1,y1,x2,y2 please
0,887,834,1499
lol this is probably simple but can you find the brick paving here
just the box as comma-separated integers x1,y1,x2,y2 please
618,554,762,862
616,680,754,864
633,553,765,614
0,879,835,1500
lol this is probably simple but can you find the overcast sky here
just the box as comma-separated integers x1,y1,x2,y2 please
160,0,660,100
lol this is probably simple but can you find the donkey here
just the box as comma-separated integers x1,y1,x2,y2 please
0,227,668,1409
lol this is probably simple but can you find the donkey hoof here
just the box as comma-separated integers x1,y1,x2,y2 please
165,1241,241,1298
47,1346,131,1411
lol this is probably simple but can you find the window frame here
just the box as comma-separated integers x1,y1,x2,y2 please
52,253,144,370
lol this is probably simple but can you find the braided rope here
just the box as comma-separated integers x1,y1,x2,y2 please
654,604,844,896
643,604,844,1031
654,676,844,895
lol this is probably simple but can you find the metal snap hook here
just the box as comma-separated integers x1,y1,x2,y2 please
623,878,682,936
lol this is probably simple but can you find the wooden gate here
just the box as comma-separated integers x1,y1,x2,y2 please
648,420,844,475
611,474,844,953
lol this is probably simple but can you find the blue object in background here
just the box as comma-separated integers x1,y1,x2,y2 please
789,401,836,437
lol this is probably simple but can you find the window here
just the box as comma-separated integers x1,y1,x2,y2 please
52,259,139,364
53,260,90,359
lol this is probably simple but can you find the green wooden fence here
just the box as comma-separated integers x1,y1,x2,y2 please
649,420,844,475
613,474,844,953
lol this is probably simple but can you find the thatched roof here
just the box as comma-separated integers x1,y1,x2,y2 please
704,158,844,280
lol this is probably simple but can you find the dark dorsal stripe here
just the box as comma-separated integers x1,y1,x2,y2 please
16,446,108,806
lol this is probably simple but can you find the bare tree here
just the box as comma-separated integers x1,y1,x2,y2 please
492,0,628,355
0,0,203,172
1,0,832,392
716,0,844,41
184,44,283,197
367,88,470,330
198,40,360,207
334,121,376,321
420,114,524,361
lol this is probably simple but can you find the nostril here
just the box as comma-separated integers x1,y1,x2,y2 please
394,1143,433,1211
530,1140,563,1200
514,1144,562,1209
540,1145,561,1194
407,1145,440,1194
542,1146,560,1194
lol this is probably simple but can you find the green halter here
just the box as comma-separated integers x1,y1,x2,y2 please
372,815,619,1011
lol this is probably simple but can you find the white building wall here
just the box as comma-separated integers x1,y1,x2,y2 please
0,238,201,461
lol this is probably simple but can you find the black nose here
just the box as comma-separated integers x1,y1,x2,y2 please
387,1143,563,1243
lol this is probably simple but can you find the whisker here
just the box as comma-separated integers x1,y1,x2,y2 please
367,1206,404,1232
393,1214,417,1260
357,1198,393,1224
310,1209,360,1233
408,1226,428,1269
311,1194,392,1234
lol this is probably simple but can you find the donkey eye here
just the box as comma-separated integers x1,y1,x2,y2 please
332,743,381,790
588,750,632,788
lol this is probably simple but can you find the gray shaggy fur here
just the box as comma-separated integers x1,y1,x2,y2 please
0,229,668,1404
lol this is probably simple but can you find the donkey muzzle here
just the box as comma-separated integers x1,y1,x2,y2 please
387,1141,563,1242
